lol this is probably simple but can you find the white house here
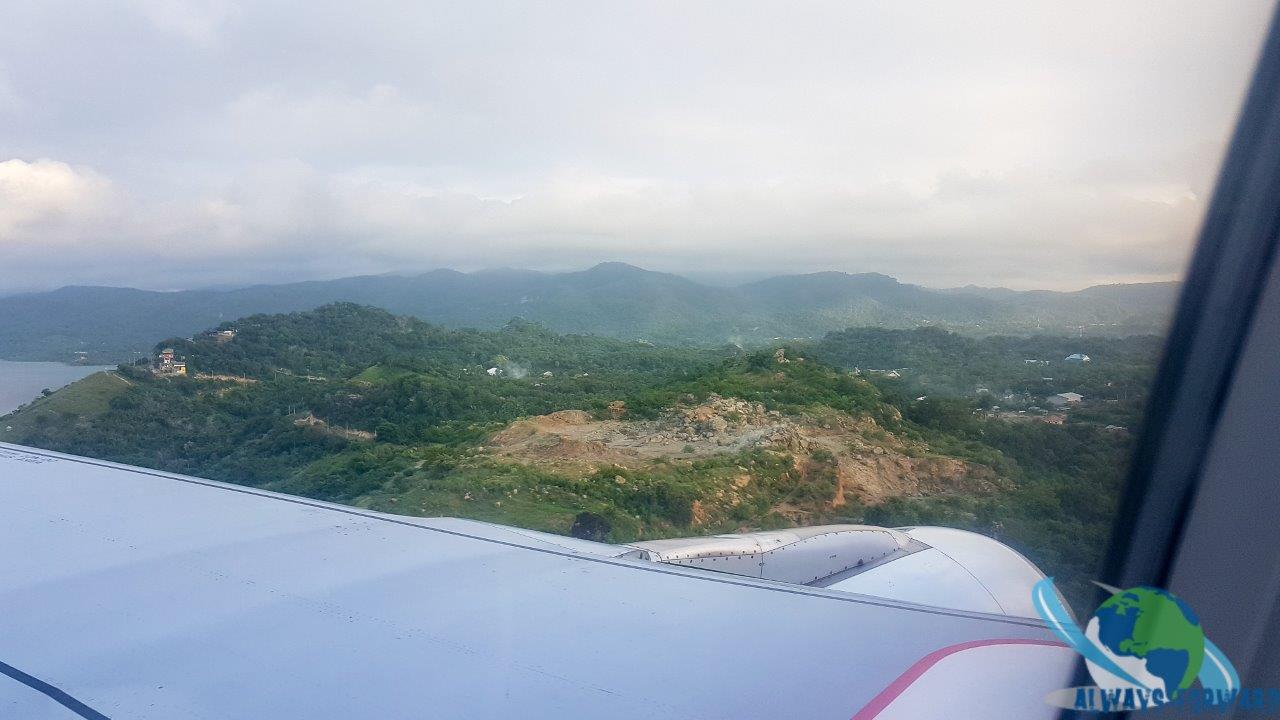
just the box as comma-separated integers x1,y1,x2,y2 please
1046,392,1083,407
1064,353,1091,363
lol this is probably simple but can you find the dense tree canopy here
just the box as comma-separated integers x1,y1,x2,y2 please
4,304,1162,611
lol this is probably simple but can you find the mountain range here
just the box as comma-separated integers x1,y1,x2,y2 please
0,262,1178,362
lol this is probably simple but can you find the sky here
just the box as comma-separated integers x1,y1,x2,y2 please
0,0,1274,293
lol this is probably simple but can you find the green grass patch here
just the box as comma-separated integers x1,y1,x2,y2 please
1,371,132,436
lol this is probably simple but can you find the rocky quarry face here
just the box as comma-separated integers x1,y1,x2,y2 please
486,394,1001,508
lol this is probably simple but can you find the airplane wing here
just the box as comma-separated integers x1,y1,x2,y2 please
0,442,1074,719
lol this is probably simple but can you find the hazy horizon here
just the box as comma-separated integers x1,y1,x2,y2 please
1,1,1273,294
0,260,1187,298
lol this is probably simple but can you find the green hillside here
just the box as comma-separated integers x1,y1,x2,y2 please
0,303,1159,609
1,371,133,437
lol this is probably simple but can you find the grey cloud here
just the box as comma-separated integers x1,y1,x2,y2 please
0,0,1274,292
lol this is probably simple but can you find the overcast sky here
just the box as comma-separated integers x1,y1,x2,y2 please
0,1,1274,293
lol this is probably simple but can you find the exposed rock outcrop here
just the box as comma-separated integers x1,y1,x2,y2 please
486,395,1002,506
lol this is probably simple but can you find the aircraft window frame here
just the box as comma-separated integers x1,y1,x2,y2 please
1086,4,1280,714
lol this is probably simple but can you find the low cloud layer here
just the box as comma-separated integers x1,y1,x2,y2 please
0,0,1273,292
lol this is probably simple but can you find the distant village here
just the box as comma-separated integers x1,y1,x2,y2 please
852,351,1125,432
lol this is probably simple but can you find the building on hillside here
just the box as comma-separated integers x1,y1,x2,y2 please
154,348,188,377
1064,353,1092,363
862,369,905,379
1046,392,1083,407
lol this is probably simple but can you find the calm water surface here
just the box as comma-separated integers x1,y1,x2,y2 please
0,360,115,415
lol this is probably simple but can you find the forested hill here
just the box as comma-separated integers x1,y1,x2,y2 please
813,327,1162,398
1,303,1155,609
162,303,726,381
0,262,1177,362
